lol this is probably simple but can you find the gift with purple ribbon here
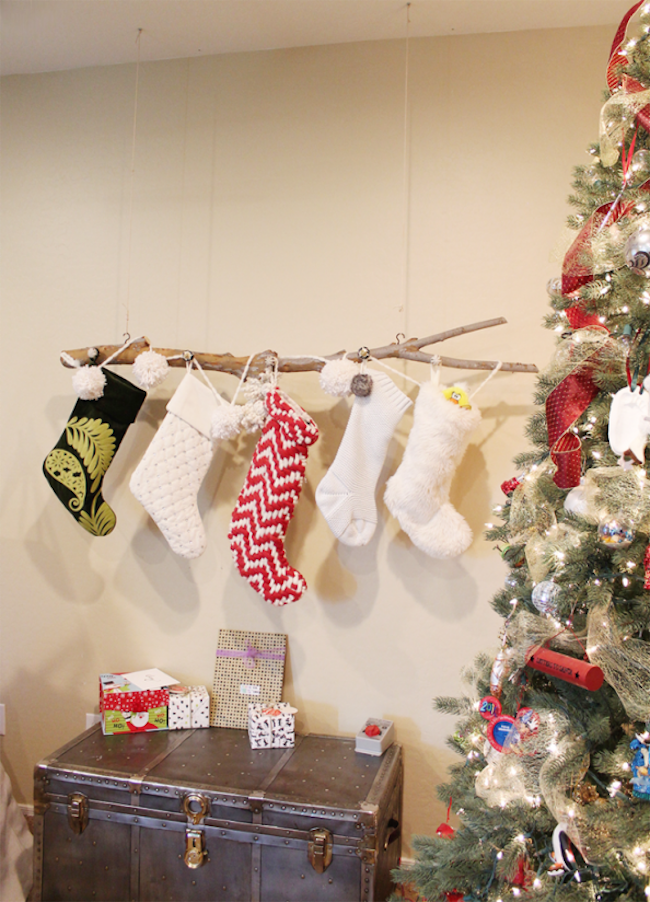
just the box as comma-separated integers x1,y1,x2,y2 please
210,628,287,729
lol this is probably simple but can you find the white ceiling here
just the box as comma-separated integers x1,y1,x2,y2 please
0,0,635,77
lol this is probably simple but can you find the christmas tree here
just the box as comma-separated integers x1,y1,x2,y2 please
395,5,650,901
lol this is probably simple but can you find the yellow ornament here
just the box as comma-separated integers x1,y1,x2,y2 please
442,386,471,409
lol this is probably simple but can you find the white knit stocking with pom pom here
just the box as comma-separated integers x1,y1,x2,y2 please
384,380,481,558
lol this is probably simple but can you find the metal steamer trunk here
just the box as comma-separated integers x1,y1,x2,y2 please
33,725,403,901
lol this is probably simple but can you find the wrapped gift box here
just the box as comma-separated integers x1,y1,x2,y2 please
355,719,395,756
210,629,287,729
248,703,297,749
99,672,173,735
168,685,210,730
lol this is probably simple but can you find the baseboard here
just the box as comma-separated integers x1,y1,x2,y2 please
399,856,415,866
20,803,34,819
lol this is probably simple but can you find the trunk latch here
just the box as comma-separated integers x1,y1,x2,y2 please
184,828,207,869
308,827,333,873
67,792,89,835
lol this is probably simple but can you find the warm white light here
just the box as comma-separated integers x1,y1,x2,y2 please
513,889,521,897
593,450,602,459
497,851,504,860
609,780,622,797
516,834,525,843
533,878,542,890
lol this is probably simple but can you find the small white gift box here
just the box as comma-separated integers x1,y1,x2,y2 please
355,719,395,756
248,702,297,749
168,685,210,730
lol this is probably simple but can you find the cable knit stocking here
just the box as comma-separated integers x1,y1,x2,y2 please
228,388,319,605
130,370,222,559
384,380,481,558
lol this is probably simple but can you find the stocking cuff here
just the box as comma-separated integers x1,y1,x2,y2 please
100,370,147,425
167,372,221,439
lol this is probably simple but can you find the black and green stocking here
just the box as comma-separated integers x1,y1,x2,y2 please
43,370,146,536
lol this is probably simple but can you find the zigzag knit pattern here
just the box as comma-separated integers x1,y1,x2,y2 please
229,388,319,605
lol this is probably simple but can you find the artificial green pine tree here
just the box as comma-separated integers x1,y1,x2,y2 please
395,5,650,901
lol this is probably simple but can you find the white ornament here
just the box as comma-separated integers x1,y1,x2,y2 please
319,358,359,397
608,377,650,464
132,350,169,390
563,478,597,522
211,404,243,441
72,365,106,400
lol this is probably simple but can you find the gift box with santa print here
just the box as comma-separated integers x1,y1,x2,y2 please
99,669,179,735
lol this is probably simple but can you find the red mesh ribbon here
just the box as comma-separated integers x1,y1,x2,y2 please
562,198,630,298
607,3,650,133
546,358,601,489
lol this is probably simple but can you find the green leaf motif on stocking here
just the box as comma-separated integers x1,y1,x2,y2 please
65,417,116,493
78,497,116,536
43,449,86,512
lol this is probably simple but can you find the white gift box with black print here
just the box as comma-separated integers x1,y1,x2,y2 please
168,685,210,730
247,702,297,749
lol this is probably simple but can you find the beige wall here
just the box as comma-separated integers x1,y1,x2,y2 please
0,25,611,853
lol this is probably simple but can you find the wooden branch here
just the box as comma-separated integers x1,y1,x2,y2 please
59,318,538,377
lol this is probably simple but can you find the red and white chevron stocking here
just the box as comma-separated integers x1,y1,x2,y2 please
228,388,319,605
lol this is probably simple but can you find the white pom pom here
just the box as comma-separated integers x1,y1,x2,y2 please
241,398,268,433
72,365,106,400
211,405,243,441
319,359,358,396
132,349,169,390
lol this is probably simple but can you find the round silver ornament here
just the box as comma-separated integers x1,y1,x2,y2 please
531,580,560,615
629,149,650,186
625,224,650,276
350,373,373,397
546,276,563,299
597,517,635,548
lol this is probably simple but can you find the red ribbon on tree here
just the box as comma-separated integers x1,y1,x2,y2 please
546,347,604,489
607,2,650,134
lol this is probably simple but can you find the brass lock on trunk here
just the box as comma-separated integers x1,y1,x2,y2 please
182,793,209,868
308,827,333,873
184,828,207,869
67,792,89,835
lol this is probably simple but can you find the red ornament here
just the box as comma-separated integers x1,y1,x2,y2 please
436,822,455,838
511,857,532,888
478,695,502,719
501,477,522,496
445,893,464,902
364,724,381,737
526,647,604,691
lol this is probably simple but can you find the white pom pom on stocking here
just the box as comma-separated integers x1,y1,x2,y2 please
319,358,359,397
72,365,107,400
211,404,244,441
384,381,481,558
130,370,223,559
132,349,170,390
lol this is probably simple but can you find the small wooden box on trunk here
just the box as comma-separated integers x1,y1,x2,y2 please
33,724,402,901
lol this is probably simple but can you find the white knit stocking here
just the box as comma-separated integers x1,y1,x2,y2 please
384,380,481,558
315,371,412,546
130,371,222,559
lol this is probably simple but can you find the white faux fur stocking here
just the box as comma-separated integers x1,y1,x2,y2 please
384,381,481,558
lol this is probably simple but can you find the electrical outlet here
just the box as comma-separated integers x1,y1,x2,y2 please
85,713,101,729
0,704,5,735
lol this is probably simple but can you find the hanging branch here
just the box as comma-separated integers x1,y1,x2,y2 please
60,317,538,377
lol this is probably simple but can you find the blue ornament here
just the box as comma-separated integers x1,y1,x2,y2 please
630,736,650,800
